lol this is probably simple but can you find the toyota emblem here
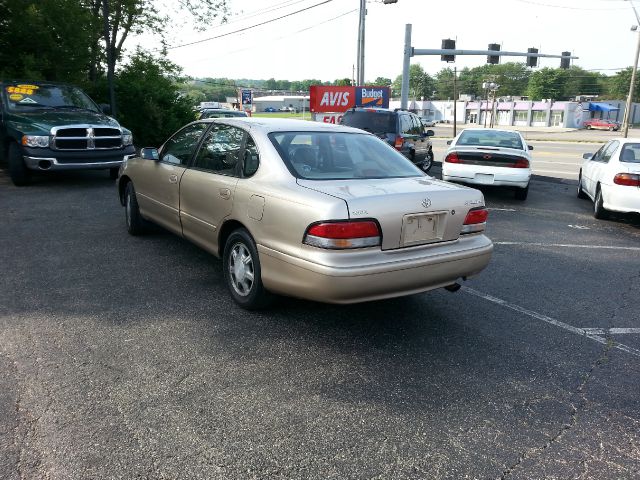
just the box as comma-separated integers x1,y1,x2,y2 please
422,198,431,208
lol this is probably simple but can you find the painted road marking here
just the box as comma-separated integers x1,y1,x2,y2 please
462,286,640,357
567,225,590,230
582,328,640,335
494,242,640,252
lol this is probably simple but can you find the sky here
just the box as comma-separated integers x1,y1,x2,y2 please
134,0,640,82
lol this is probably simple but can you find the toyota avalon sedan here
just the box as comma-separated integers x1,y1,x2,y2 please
117,118,493,309
442,129,533,200
578,138,640,219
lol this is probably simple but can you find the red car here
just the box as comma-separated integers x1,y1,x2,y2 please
584,118,620,131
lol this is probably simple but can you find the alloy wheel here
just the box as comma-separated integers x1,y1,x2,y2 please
228,242,255,297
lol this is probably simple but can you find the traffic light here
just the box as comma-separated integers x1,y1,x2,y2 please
441,39,455,62
526,48,538,67
487,43,500,64
560,51,571,69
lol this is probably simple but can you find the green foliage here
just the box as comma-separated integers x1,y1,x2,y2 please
333,78,352,86
392,64,435,99
372,77,392,87
107,50,195,147
602,67,640,102
456,63,531,98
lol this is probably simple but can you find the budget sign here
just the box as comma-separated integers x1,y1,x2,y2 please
355,87,389,108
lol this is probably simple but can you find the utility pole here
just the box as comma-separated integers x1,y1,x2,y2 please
102,0,117,117
453,67,457,137
356,0,366,86
623,0,640,138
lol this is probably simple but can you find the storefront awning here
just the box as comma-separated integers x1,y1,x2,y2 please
589,102,619,112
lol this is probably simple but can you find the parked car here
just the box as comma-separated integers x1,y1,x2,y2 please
577,138,640,218
340,107,435,173
117,118,493,309
264,107,277,112
278,106,296,113
442,128,533,200
420,118,436,127
583,118,620,131
198,109,248,119
1,81,135,186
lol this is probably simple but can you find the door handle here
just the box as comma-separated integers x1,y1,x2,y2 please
219,188,231,199
169,174,178,184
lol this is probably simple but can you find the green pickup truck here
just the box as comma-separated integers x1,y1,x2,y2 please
0,81,135,186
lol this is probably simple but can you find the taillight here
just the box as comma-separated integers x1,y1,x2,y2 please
394,136,404,150
461,207,488,234
444,152,461,163
304,220,381,249
613,173,640,186
511,158,530,168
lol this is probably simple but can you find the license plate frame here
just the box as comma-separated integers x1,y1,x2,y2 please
401,212,445,247
475,173,495,184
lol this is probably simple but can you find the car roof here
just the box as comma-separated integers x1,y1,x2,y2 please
199,117,367,134
458,128,523,136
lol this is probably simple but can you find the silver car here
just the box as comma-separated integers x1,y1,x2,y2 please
117,118,493,309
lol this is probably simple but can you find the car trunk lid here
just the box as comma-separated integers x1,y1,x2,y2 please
297,177,484,250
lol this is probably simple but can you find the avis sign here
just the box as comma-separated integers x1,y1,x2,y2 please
309,86,390,113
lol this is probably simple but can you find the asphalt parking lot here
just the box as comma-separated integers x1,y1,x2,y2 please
1,167,639,479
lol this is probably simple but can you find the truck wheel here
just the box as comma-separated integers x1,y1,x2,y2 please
8,142,30,186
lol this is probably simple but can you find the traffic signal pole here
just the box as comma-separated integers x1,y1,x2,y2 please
400,24,578,109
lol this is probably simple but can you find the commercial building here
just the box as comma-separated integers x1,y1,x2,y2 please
252,95,310,113
390,99,640,128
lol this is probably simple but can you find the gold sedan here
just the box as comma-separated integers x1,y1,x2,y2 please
117,118,493,309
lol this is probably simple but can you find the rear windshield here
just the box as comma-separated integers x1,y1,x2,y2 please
2,84,99,112
619,143,640,163
269,131,423,180
457,130,524,150
340,110,396,134
199,110,247,119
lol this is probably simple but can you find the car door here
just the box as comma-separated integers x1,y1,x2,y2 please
179,123,244,254
410,114,428,161
582,143,606,195
135,122,208,234
398,114,416,159
592,140,619,190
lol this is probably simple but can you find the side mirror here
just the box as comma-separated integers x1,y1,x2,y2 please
140,147,160,161
425,129,435,137
528,145,534,151
582,153,593,160
99,103,112,115
446,140,452,145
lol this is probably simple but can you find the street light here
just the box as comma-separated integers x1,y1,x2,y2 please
482,81,499,128
623,0,640,138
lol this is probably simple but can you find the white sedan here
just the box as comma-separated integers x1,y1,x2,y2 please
442,129,533,200
578,138,640,219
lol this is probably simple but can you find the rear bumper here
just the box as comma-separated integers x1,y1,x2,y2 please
258,234,493,304
22,145,136,171
602,184,640,213
443,174,530,189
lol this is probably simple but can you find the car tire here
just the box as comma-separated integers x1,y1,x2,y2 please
515,184,529,201
223,228,273,310
8,142,30,186
586,125,592,130
124,181,148,235
109,167,119,180
422,151,434,173
577,173,588,199
608,126,614,131
593,186,609,219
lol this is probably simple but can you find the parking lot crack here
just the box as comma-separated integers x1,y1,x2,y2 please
498,338,614,479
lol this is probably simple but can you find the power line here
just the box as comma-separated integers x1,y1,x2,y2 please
167,0,335,50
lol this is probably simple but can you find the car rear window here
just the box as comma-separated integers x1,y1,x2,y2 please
340,111,396,135
269,131,423,180
619,143,640,163
457,130,524,150
199,110,247,119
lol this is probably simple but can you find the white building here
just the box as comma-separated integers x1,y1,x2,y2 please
252,95,310,112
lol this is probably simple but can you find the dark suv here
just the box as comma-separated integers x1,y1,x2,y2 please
340,107,435,172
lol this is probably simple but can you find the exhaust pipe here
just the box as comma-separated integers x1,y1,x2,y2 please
444,283,461,293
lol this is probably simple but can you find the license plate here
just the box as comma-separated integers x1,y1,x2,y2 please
402,213,441,246
475,173,494,184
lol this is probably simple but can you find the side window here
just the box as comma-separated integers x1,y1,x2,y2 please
410,115,423,135
161,123,208,165
601,140,619,163
590,143,608,162
243,135,260,177
400,115,412,135
194,124,244,176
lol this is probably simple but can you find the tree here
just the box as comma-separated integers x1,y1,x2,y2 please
95,0,229,116
110,49,195,147
603,67,640,101
434,68,455,100
392,64,435,99
526,67,567,99
333,78,352,86
372,77,392,87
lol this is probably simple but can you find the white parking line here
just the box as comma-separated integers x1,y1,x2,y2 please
582,328,640,335
462,286,640,357
494,242,640,252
